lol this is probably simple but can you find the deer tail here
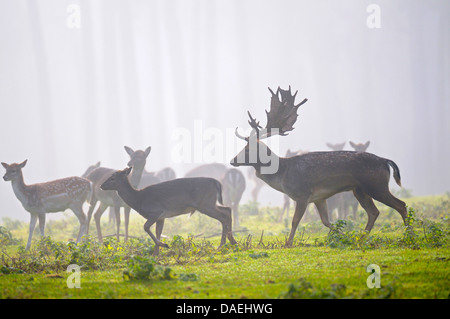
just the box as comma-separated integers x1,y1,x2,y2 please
387,160,402,187
215,179,224,205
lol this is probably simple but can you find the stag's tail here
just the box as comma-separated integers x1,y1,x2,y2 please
387,160,402,187
214,180,224,205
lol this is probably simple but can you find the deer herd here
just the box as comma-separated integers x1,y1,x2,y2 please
2,86,408,252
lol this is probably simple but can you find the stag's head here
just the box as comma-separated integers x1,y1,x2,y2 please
2,160,27,182
100,167,132,191
230,86,307,174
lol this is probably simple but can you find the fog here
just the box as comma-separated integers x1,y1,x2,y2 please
1,0,449,222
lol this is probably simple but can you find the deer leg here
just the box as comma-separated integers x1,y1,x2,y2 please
38,213,46,237
286,200,308,247
368,190,408,226
86,198,98,235
26,214,38,250
353,188,380,232
218,206,237,245
153,219,165,256
124,206,131,242
113,204,121,242
232,202,240,228
315,200,332,229
71,204,88,242
143,215,169,255
94,202,108,243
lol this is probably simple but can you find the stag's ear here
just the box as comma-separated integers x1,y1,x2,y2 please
1,162,8,169
144,146,151,158
124,146,134,156
19,160,27,168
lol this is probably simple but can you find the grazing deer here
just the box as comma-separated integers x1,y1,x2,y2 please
231,86,407,246
184,163,228,181
100,167,236,255
2,160,91,250
85,146,150,242
156,167,176,182
221,168,246,228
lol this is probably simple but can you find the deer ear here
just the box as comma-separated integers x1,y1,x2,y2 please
144,146,151,158
123,166,132,176
349,141,356,148
19,160,27,168
1,162,8,169
124,146,134,156
95,161,101,167
364,141,370,148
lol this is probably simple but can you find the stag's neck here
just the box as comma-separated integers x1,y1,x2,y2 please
116,178,141,211
10,172,32,206
254,155,288,193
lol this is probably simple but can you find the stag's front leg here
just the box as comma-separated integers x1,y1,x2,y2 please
286,200,308,247
26,214,38,250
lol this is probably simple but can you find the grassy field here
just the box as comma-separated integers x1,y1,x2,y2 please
0,193,449,299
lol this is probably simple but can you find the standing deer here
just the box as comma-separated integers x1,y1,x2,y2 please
2,160,91,250
100,167,236,255
85,146,150,242
231,86,407,246
221,168,246,228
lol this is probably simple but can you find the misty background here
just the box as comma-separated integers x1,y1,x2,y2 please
0,0,449,222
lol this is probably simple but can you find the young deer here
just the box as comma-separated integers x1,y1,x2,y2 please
231,86,408,246
2,160,91,249
85,146,150,242
100,167,236,255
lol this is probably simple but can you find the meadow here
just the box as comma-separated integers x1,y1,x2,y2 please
0,193,449,299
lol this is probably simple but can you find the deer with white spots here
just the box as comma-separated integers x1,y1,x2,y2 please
2,160,92,250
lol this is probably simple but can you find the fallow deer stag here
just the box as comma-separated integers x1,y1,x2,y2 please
2,160,91,249
231,86,408,246
100,167,237,255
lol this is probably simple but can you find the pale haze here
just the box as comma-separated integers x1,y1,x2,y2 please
0,0,449,221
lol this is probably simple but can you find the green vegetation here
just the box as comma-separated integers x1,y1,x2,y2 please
0,194,449,299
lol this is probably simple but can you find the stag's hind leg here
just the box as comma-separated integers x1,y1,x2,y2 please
368,189,408,226
353,188,380,232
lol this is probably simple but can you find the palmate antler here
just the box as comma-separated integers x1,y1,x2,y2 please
235,86,308,140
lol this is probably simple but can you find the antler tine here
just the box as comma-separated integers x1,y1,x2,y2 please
234,127,248,141
247,111,262,130
295,97,308,108
260,86,308,139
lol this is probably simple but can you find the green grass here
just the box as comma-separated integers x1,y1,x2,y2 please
1,193,449,299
